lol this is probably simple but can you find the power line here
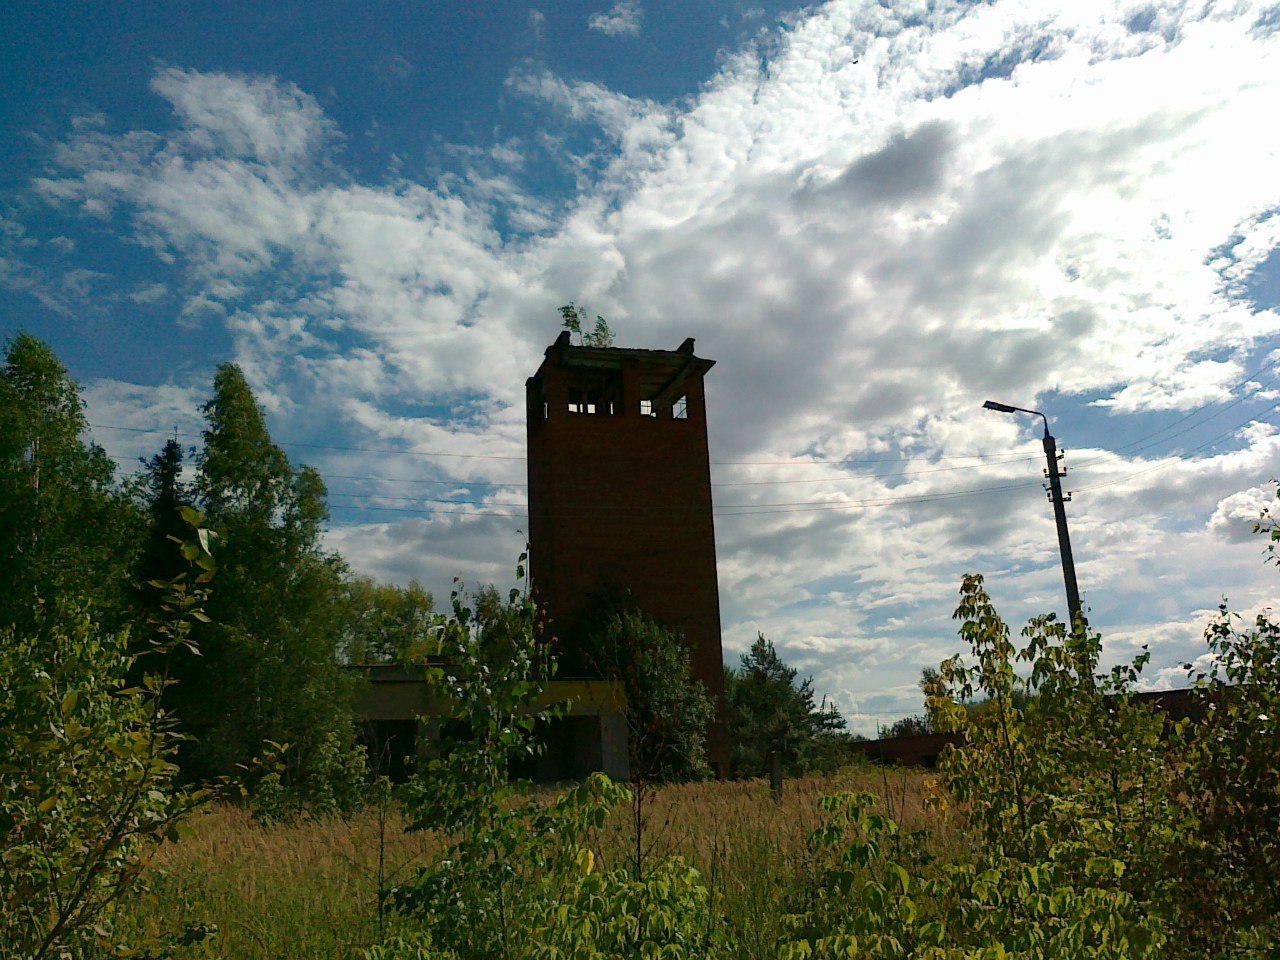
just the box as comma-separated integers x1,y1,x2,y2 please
86,382,1280,519
1104,368,1280,461
86,421,1044,469
1106,357,1280,457
1078,398,1280,495
84,352,1280,480
89,423,528,462
326,396,1280,518
103,449,1045,488
324,475,1052,518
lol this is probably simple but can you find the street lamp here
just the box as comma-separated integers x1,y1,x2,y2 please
983,400,1084,633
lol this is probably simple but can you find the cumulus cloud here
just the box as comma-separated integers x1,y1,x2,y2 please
588,1,643,38
22,0,1280,731
1208,484,1278,543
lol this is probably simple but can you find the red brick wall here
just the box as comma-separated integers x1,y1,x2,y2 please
527,343,728,770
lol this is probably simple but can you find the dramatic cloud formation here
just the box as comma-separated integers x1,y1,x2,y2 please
14,0,1280,730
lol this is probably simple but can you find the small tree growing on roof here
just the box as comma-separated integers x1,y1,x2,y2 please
559,303,614,348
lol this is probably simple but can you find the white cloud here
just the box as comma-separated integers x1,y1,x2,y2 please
82,379,208,472
505,67,673,155
324,514,527,599
1208,484,1278,543
127,281,168,304
24,0,1280,732
149,66,337,167
588,1,643,38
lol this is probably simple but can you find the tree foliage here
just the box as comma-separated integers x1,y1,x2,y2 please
723,633,847,777
558,303,614,348
0,515,216,959
0,334,137,635
342,576,438,664
556,581,714,783
1173,601,1280,950
175,363,359,787
127,439,197,682
590,610,714,783
379,564,730,960
881,714,933,738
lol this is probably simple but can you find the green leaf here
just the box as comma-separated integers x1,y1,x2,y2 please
889,862,911,895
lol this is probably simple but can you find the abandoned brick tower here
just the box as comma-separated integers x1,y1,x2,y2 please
526,330,728,770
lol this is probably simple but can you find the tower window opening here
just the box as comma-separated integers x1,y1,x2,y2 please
640,399,655,417
673,395,688,420
567,366,623,416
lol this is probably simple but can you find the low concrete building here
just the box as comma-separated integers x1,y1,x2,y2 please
350,664,630,782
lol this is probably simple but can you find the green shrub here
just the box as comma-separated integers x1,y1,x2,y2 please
308,728,369,818
0,521,215,959
1171,603,1280,954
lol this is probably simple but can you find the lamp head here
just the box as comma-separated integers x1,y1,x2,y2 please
983,400,1018,413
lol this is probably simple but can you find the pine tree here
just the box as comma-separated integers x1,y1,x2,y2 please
723,633,846,777
126,438,202,695
132,439,193,610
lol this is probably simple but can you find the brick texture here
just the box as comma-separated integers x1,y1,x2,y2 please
526,335,729,770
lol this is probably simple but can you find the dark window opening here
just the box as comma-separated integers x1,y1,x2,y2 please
358,719,418,782
567,366,623,416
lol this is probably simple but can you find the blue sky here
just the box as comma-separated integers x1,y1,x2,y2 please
3,0,1280,732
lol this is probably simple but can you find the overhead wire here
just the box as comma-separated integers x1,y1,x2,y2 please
1078,396,1280,494
1105,356,1280,456
91,423,1045,486
84,366,1280,520
87,421,1043,470
321,475,1051,519
325,390,1280,517
86,347,1280,481
98,448,1044,491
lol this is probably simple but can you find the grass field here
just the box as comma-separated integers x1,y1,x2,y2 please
117,768,942,959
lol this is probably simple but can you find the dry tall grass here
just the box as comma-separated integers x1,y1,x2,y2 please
118,768,945,959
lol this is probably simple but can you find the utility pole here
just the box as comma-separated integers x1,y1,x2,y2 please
983,401,1084,634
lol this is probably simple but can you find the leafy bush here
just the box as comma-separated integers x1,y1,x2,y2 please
779,568,1280,959
593,610,714,783
880,714,933,738
1171,603,1280,953
779,790,1163,960
561,582,714,783
0,523,215,959
389,565,569,957
307,728,370,817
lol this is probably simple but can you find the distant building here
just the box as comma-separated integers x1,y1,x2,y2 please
526,331,728,771
351,665,630,782
848,688,1208,768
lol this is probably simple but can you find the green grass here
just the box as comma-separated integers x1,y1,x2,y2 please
117,768,944,959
